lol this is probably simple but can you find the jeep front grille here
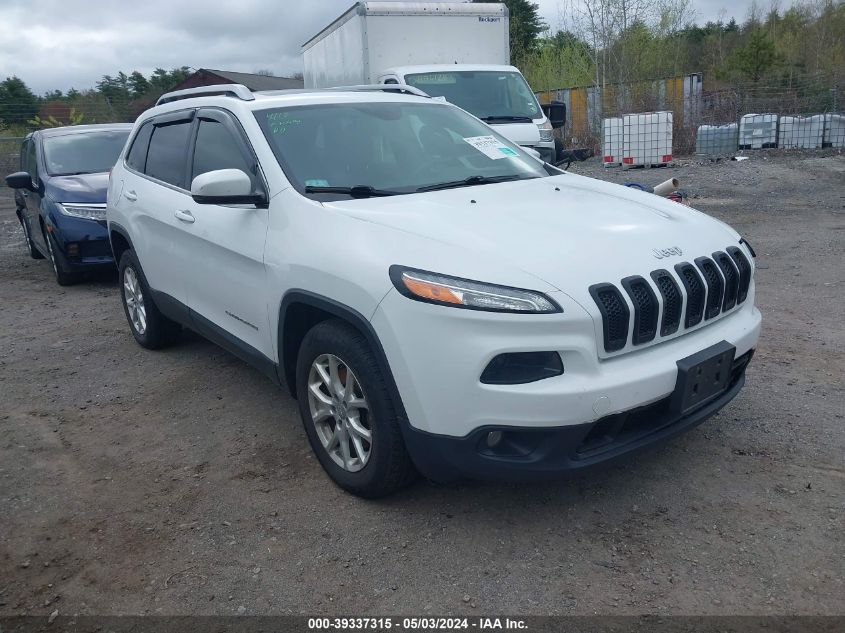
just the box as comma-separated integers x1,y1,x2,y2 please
589,283,630,352
727,246,752,303
675,262,705,328
714,251,739,311
621,276,658,345
591,245,751,354
695,256,725,320
650,269,682,336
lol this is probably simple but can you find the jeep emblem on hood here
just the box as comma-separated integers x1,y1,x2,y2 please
652,246,683,259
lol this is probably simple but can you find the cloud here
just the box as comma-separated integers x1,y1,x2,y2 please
0,0,354,93
0,0,791,94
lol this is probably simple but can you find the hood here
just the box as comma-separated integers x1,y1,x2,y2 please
45,172,109,204
324,173,741,293
487,121,541,146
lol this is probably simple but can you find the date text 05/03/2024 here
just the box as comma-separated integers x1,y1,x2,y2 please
307,617,528,630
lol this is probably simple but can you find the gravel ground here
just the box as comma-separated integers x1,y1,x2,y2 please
0,152,843,617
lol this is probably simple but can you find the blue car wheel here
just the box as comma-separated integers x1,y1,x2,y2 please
19,214,45,260
44,228,79,286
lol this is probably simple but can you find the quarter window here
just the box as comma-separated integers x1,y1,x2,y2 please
145,121,191,188
191,119,252,182
126,122,153,173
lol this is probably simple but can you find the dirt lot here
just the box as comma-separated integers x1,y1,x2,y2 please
0,152,843,617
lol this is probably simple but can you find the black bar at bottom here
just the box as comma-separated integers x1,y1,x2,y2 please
0,616,841,633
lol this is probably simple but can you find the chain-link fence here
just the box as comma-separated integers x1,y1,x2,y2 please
538,72,845,159
0,137,24,188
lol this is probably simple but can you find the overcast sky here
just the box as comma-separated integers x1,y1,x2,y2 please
0,0,784,94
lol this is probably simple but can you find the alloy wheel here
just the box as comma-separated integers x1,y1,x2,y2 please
123,266,147,335
307,354,372,472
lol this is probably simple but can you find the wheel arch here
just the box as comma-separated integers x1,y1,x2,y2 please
108,222,134,265
278,290,409,424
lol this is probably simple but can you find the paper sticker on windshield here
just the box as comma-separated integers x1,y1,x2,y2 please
463,135,518,160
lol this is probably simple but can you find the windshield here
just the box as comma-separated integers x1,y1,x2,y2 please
43,130,130,176
404,71,542,121
255,102,548,200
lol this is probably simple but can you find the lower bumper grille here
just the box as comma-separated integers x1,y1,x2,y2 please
576,350,753,456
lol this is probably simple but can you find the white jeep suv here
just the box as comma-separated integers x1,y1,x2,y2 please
107,83,761,497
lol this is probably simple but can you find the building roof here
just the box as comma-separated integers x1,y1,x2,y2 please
200,69,304,91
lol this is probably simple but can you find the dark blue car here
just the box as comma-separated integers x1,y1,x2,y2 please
5,124,132,285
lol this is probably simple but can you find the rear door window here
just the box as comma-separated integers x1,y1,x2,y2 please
145,121,191,188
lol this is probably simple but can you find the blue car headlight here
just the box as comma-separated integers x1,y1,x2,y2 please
56,203,107,220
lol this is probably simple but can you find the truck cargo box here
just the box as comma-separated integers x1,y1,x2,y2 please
303,2,509,89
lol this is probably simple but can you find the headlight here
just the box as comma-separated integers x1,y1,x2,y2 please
390,266,561,313
56,203,107,220
538,119,554,143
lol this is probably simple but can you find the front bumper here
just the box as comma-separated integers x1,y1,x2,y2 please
404,350,752,481
50,215,114,268
372,288,761,438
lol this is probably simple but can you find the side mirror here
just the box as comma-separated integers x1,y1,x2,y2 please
5,171,33,190
548,101,566,129
190,169,266,206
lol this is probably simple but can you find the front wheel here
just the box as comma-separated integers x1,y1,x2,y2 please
44,228,78,286
118,249,181,349
19,214,44,259
295,319,417,498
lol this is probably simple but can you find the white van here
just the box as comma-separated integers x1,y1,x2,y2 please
302,2,561,162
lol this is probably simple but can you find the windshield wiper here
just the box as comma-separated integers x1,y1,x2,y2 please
416,174,534,193
304,185,402,198
480,115,534,123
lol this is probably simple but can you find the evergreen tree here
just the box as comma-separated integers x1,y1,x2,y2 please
128,71,150,99
0,76,38,124
727,29,780,81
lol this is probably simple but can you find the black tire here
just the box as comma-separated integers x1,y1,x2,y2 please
118,249,181,349
295,319,417,498
43,228,79,286
19,214,44,259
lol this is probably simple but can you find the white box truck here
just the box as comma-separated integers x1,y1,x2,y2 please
302,1,562,162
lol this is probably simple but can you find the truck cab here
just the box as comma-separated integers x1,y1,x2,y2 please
378,64,558,163
302,2,563,163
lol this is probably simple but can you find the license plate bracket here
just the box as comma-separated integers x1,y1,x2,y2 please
671,341,736,415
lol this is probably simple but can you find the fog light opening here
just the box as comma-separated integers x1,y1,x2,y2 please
480,351,563,385
486,430,504,448
66,242,80,257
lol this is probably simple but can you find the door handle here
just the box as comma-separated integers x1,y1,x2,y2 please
174,209,195,224
124,190,138,201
